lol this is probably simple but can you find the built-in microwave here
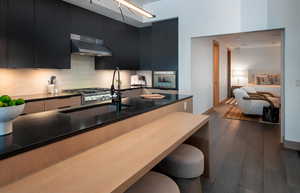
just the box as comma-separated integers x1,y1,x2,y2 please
153,71,177,89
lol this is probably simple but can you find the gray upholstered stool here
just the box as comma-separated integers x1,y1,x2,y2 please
125,171,180,193
156,144,205,193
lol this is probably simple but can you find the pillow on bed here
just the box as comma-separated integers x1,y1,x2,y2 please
256,74,272,85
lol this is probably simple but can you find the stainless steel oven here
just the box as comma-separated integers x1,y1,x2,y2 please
153,71,177,89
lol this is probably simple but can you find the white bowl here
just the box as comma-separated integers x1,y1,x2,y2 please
0,104,25,136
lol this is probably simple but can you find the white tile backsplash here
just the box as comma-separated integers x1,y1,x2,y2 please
0,55,136,96
136,70,152,86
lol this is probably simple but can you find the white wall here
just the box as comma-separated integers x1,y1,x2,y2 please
0,55,135,96
240,0,268,31
191,38,228,114
144,0,300,143
232,46,281,83
144,0,241,93
267,0,300,143
191,38,213,114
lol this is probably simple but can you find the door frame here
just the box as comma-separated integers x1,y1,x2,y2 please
196,28,285,144
213,40,220,107
227,48,232,98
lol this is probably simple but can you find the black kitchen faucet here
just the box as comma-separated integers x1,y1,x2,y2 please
111,67,122,112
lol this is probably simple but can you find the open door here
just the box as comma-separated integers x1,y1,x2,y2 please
213,40,220,107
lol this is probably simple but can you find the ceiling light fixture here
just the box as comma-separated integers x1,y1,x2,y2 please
114,0,155,18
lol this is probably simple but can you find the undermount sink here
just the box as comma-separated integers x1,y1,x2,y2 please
60,103,129,117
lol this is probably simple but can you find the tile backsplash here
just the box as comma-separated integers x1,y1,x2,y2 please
0,55,135,96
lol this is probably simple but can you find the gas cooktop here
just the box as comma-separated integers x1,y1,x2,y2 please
63,88,112,104
63,88,110,94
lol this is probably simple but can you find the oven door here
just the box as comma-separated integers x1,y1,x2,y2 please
153,71,177,89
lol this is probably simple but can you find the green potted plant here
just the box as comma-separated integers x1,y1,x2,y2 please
0,95,25,136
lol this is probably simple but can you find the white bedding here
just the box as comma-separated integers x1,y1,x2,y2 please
245,84,281,96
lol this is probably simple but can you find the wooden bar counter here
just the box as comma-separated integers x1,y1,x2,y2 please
0,112,210,193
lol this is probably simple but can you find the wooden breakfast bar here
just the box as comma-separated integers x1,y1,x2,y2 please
0,112,210,193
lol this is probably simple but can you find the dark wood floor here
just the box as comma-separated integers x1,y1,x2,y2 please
202,104,300,193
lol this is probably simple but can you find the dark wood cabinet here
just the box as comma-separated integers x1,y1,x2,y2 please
138,18,178,71
0,0,7,67
1,1,177,71
71,6,104,39
139,27,152,70
151,18,178,71
7,0,35,68
3,0,71,69
35,0,71,69
95,18,139,70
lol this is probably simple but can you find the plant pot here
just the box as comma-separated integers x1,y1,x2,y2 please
0,104,25,136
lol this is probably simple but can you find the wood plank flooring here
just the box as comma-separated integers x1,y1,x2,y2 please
202,104,300,193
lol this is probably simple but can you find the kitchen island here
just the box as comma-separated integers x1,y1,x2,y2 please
0,112,210,193
0,94,206,187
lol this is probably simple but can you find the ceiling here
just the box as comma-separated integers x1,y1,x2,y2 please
63,0,155,27
214,30,283,49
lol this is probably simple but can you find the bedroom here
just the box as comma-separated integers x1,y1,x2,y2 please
228,30,283,125
191,29,284,138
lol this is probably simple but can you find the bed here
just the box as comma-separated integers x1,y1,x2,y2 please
245,83,281,97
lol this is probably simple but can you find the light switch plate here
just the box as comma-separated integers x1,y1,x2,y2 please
296,80,300,87
184,102,187,112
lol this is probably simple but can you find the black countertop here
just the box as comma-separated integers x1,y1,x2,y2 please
15,86,177,102
0,94,192,160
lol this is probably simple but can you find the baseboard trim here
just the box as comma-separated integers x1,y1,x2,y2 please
284,140,300,151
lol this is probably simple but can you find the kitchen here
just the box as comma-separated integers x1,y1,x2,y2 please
0,0,210,193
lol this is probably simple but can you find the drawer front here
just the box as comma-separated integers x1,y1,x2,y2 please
44,96,81,111
23,101,45,114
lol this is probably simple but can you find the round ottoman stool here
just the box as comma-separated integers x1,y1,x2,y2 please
156,144,205,193
125,171,180,193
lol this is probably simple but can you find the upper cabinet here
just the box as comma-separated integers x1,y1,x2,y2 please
151,18,178,71
70,6,104,39
0,0,7,67
95,19,139,70
7,0,35,68
3,0,71,69
139,27,152,70
139,18,179,71
0,0,177,70
35,0,71,69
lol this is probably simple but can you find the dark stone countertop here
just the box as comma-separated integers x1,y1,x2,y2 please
0,94,192,160
14,86,177,102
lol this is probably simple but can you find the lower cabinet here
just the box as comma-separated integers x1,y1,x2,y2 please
23,96,81,115
23,101,45,114
44,96,81,111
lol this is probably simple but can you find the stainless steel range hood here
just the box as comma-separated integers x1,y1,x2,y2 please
71,34,112,57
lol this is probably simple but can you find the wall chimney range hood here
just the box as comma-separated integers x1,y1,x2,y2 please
71,34,112,57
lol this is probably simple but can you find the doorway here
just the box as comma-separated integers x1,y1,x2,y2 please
213,40,220,107
227,49,232,98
